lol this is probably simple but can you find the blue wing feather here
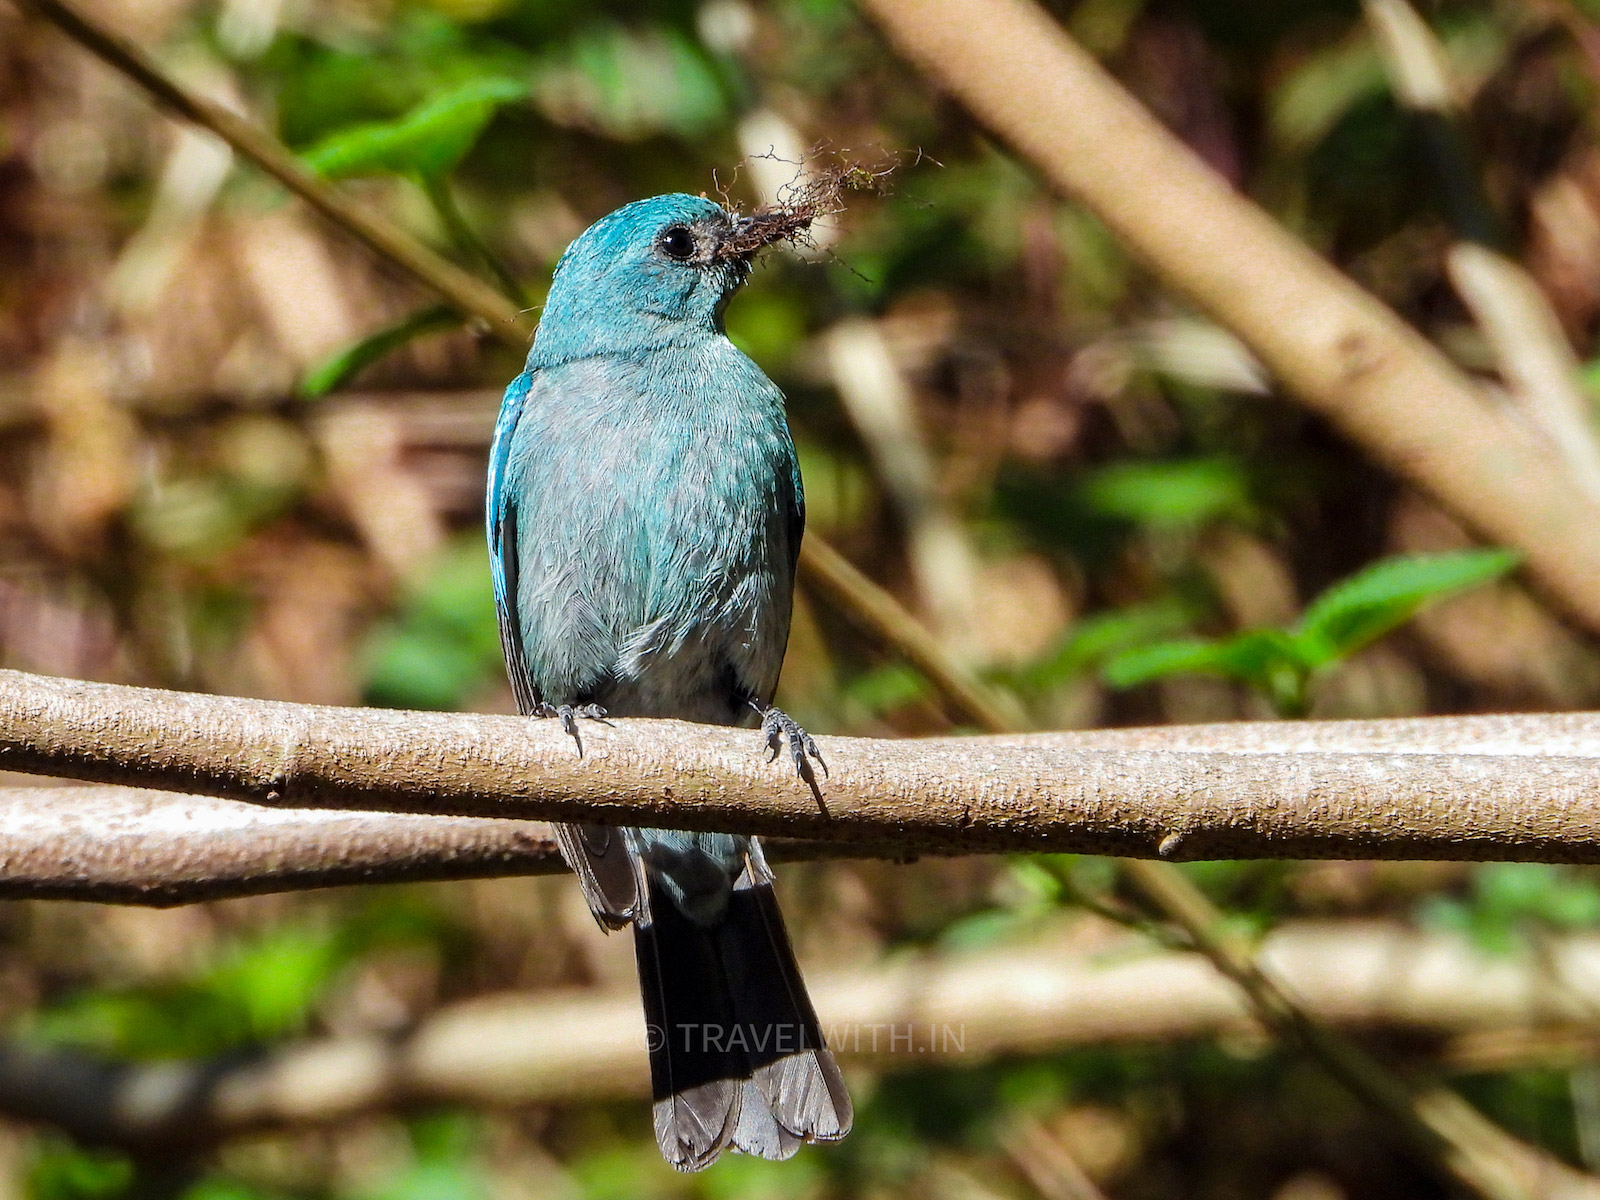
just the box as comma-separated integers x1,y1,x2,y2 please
785,448,805,586
488,368,539,712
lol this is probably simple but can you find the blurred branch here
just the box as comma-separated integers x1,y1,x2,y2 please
1000,1118,1113,1200
1364,0,1503,246
856,0,1600,639
1365,0,1457,112
823,319,983,653
793,422,1596,1192
1447,244,1600,497
826,3,1600,1170
6,669,1600,864
0,786,564,904
1117,859,1598,1200
6,922,1600,1151
13,1,1598,1189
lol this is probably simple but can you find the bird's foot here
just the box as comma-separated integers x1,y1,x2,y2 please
762,707,827,776
536,702,610,755
756,704,828,809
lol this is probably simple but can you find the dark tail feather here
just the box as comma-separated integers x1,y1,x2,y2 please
726,879,853,1145
633,874,852,1171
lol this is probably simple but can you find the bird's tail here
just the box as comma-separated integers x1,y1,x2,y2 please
632,866,853,1171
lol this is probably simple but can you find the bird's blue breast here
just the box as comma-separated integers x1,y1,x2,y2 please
490,334,802,727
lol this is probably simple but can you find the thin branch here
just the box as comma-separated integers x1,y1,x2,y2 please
815,5,1600,1171
823,319,984,652
1363,0,1600,498
4,669,1600,864
1000,1118,1114,1200
0,787,563,904
5,922,1600,1152
856,0,1600,637
0,786,897,905
1117,859,1590,1200
805,509,1600,1193
1447,243,1600,498
12,1,1598,1189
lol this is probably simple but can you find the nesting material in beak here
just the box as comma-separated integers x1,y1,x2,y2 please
713,159,894,261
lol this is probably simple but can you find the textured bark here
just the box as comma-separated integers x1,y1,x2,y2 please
4,670,1600,865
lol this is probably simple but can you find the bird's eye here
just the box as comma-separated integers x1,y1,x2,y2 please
658,225,696,261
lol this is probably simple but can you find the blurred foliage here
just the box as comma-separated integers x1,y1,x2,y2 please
364,538,503,711
1421,863,1600,955
10,0,1600,1196
28,897,451,1058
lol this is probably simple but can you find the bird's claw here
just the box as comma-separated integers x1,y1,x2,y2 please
536,702,610,753
759,706,829,812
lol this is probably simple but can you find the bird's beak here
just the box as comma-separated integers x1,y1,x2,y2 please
715,213,761,262
713,206,814,262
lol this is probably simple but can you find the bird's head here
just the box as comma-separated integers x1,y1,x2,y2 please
529,193,776,364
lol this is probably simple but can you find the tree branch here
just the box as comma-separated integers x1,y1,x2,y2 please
9,0,1026,735
797,537,1019,731
0,787,562,904
0,786,899,905
11,2,1597,1188
3,669,1600,864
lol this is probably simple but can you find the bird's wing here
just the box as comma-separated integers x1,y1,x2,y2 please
488,369,540,713
488,366,642,930
784,437,805,587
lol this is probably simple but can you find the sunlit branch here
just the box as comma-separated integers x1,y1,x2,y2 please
3,669,1600,866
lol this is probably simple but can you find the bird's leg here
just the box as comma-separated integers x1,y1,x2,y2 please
535,701,610,755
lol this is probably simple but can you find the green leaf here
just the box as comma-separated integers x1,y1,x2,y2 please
1420,864,1600,955
530,25,729,140
1208,628,1312,680
1104,628,1311,716
25,1143,133,1200
204,923,343,1041
300,77,527,180
1076,457,1252,529
842,662,929,717
1293,548,1519,667
300,303,461,398
1477,863,1600,930
1014,598,1195,692
1101,637,1236,688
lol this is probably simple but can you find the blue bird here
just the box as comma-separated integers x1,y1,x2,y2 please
486,193,851,1170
